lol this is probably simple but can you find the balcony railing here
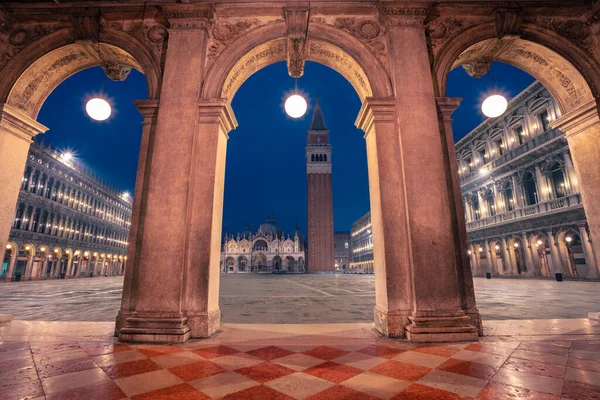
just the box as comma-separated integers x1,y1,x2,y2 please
460,129,563,185
466,193,582,231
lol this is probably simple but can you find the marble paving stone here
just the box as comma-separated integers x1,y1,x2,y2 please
561,379,600,400
392,383,473,400
92,349,147,367
0,379,44,400
341,370,412,399
0,364,38,387
476,381,560,400
393,350,448,369
0,356,34,374
235,362,296,383
272,353,325,371
302,346,350,361
190,370,258,398
331,351,387,370
35,357,98,379
565,366,600,386
0,348,34,362
265,371,335,399
451,349,508,367
502,357,566,379
303,361,363,384
568,355,600,373
45,379,126,400
437,358,498,380
357,344,405,359
137,345,185,358
192,345,240,359
130,383,209,400
370,360,431,382
114,369,184,397
517,342,571,356
168,360,226,382
211,352,264,370
417,369,488,397
492,366,564,396
247,346,295,361
101,358,162,379
222,385,294,399
510,349,569,366
413,346,461,358
41,367,111,395
305,384,380,400
152,350,206,368
570,349,600,362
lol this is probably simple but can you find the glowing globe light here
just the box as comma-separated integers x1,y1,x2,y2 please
481,94,508,118
285,94,307,118
61,152,73,163
86,97,111,121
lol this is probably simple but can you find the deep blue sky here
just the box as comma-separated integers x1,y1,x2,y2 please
37,61,535,235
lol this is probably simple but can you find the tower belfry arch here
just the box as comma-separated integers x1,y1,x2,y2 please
1,1,600,344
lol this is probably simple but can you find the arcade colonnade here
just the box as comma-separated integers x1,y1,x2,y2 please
0,2,600,343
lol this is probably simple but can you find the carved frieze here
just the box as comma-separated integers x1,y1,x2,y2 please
377,6,429,29
333,17,386,64
535,16,597,60
207,20,261,61
284,7,310,78
0,23,66,70
100,17,167,62
163,8,214,30
493,8,524,39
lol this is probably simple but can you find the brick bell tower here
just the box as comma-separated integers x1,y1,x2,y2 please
306,97,335,272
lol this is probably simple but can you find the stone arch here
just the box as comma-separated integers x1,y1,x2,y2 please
1,26,162,119
201,21,393,102
433,22,598,114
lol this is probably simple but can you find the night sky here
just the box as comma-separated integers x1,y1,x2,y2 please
37,61,535,236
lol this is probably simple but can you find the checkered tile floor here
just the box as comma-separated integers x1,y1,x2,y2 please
2,335,600,399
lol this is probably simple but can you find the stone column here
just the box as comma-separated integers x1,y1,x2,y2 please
115,100,159,335
521,233,535,276
182,100,236,338
579,225,598,278
4,254,17,281
40,258,48,278
65,256,73,278
564,151,578,194
0,105,47,271
547,230,563,276
356,98,414,338
553,103,600,269
500,238,511,275
117,9,217,343
436,97,481,334
378,7,478,341
23,255,34,280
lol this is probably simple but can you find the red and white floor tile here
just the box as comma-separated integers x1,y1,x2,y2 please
2,322,600,399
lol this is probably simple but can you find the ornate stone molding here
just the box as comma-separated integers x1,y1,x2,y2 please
0,103,48,142
163,6,214,31
333,17,386,64
101,62,131,81
0,23,66,71
72,15,100,42
99,17,168,63
493,8,524,39
435,97,462,121
284,6,310,78
551,100,600,138
197,99,238,137
534,16,596,59
355,97,396,135
377,6,429,29
207,19,261,61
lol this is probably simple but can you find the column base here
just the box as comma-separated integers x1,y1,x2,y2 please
187,309,221,338
118,314,191,344
373,307,410,338
405,315,478,342
465,308,484,336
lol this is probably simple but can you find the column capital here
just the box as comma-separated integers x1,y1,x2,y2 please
551,100,599,138
197,99,238,137
134,100,159,126
163,4,214,31
436,97,462,121
355,97,396,134
0,104,47,142
377,6,429,29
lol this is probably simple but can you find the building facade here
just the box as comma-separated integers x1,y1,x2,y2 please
1,141,131,282
306,98,335,272
334,231,351,272
349,212,373,274
221,217,305,273
458,82,597,279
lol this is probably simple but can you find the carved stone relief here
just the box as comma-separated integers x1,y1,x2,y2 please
207,19,261,62
333,17,386,64
100,17,167,63
0,23,67,71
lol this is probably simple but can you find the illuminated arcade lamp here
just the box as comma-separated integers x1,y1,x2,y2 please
86,33,112,121
481,70,508,118
284,79,307,119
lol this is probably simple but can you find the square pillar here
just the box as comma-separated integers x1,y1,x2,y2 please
0,105,47,275
553,102,600,271
117,8,221,343
356,98,413,338
378,6,478,342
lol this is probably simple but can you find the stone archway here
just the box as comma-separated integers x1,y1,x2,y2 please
111,3,485,344
432,16,600,278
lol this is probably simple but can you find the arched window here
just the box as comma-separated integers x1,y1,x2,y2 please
495,138,505,156
515,125,525,145
14,203,25,228
30,170,40,193
550,162,566,198
311,154,314,162
487,194,496,216
21,167,32,190
324,154,327,162
45,177,54,199
523,172,538,205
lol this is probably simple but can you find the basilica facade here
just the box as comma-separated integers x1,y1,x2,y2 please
458,82,597,279
220,217,305,274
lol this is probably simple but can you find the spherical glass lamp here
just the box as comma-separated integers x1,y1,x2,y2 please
86,97,112,121
285,94,307,119
481,94,508,118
